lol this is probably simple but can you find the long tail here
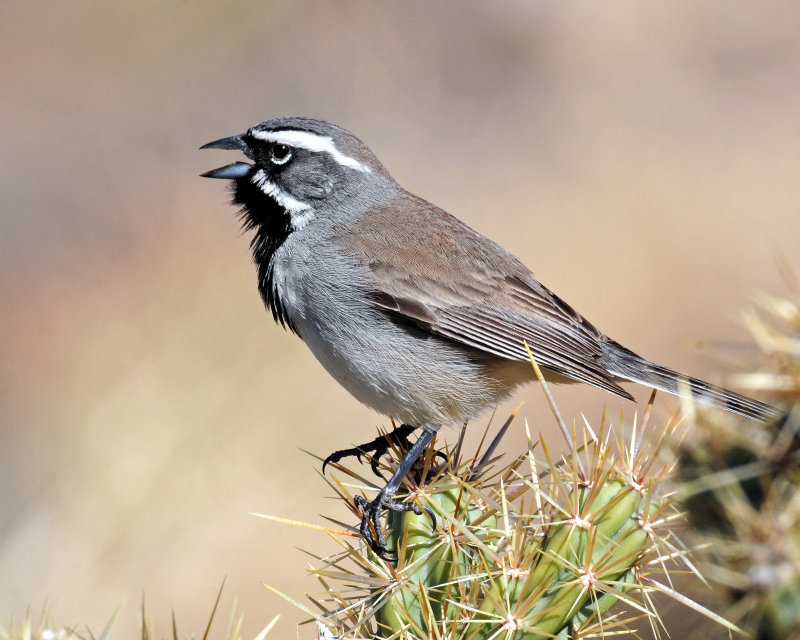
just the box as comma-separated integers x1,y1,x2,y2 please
603,344,781,423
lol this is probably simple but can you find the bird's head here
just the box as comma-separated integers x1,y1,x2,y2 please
201,117,390,232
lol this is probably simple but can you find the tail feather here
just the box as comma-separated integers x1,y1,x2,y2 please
604,346,781,423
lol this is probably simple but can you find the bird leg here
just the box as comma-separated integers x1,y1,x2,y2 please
353,426,437,559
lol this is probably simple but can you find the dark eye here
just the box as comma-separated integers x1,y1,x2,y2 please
269,143,293,165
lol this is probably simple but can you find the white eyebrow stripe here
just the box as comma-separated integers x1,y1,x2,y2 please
249,129,371,172
252,169,312,217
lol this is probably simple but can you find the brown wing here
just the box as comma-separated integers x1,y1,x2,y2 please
342,193,634,400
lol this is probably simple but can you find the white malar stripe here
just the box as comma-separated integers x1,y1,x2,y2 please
251,170,314,228
250,129,371,172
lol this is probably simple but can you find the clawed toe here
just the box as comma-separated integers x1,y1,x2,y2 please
353,491,438,560
354,493,392,558
322,425,450,480
322,424,418,478
322,445,365,475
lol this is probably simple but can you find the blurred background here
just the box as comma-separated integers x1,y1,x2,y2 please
2,1,799,637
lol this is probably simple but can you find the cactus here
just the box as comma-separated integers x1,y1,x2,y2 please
299,403,693,640
676,284,800,640
368,442,666,640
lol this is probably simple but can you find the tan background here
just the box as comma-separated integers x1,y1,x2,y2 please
2,2,799,637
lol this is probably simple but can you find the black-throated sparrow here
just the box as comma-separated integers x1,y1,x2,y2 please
202,117,778,556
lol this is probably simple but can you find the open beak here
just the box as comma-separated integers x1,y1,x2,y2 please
200,134,253,179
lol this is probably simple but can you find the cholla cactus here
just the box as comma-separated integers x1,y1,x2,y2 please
282,399,709,640
0,592,280,640
676,281,800,640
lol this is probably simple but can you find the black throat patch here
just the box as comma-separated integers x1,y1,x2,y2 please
232,175,299,335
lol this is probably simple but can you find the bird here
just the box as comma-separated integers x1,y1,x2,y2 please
201,116,779,556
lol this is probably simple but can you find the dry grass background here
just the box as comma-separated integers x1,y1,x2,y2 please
1,2,799,637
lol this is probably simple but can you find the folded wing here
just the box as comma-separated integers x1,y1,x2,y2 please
345,193,634,400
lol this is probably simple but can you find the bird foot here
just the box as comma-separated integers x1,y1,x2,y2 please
353,490,436,560
323,424,445,478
